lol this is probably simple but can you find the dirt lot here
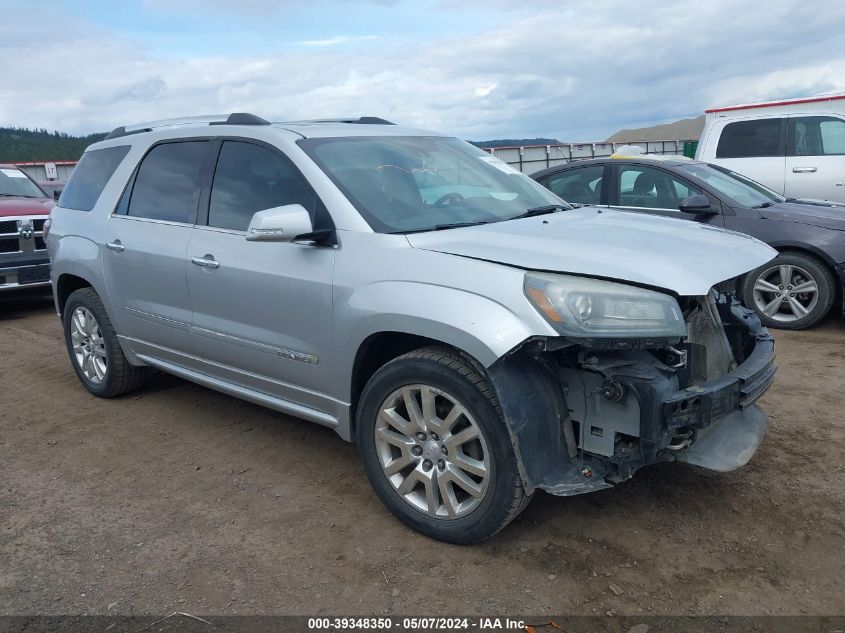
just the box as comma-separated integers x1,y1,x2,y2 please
1,294,844,618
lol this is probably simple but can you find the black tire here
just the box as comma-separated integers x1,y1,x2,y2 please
740,251,836,330
62,287,147,397
356,346,530,544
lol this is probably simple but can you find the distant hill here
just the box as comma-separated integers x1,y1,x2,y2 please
0,127,107,162
605,116,705,143
470,138,561,148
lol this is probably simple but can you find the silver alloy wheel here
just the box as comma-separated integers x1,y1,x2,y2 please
752,263,819,323
70,306,108,383
375,384,490,519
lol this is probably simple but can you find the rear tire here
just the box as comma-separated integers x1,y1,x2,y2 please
740,252,835,330
357,346,530,544
62,287,146,397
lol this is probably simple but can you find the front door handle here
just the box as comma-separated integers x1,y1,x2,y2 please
105,240,125,252
792,166,817,173
191,256,220,269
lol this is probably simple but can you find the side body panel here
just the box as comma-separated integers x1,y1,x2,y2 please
185,225,338,413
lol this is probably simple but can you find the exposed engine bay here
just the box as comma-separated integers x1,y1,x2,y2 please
487,290,777,496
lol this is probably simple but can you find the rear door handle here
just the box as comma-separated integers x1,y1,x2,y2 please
105,240,125,252
191,256,220,269
792,166,817,173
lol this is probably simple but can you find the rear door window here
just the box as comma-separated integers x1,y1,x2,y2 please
208,141,317,231
793,116,845,156
546,165,604,205
127,141,209,223
716,119,785,158
59,145,130,211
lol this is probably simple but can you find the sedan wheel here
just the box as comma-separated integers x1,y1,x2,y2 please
751,263,819,323
375,384,490,519
70,306,108,383
741,252,835,330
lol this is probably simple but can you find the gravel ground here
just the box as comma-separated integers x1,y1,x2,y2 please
1,294,843,617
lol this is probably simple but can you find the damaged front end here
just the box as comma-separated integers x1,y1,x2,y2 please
487,291,776,496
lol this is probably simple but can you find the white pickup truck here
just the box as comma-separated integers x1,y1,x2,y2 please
696,94,845,204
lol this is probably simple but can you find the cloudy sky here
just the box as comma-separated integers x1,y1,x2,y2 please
2,0,844,141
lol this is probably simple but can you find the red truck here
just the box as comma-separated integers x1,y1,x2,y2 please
0,164,54,292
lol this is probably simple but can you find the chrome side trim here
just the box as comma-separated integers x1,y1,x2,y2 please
109,214,195,228
133,352,339,429
125,306,191,329
192,325,319,364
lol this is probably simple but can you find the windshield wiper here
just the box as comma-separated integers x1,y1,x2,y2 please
391,220,489,235
507,204,569,221
433,221,489,231
752,201,776,208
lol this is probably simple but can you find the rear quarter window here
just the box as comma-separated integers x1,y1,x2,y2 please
58,145,131,211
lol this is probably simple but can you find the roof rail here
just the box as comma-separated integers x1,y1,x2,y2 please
103,112,271,140
283,116,396,126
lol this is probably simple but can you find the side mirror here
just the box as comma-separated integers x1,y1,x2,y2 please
246,204,313,242
678,194,716,215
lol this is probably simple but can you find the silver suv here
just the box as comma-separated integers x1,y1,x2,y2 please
47,113,778,543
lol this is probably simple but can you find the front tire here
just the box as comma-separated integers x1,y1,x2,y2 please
62,287,146,397
741,252,835,330
357,346,530,544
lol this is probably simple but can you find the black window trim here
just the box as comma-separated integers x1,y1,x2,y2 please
113,137,215,226
716,117,787,159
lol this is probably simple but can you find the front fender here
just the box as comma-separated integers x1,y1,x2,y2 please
342,281,541,370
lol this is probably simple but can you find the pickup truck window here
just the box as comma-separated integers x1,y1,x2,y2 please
716,119,784,158
299,136,561,233
209,141,317,232
127,141,208,223
794,116,845,156
58,146,129,211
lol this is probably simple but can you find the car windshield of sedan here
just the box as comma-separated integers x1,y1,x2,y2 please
677,163,785,208
299,136,565,233
0,167,46,198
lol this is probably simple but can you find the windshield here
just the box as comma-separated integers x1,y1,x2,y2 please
677,162,785,207
0,167,46,198
299,136,565,233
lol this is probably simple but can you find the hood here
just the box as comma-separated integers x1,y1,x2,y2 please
0,197,54,218
758,201,845,232
407,208,777,296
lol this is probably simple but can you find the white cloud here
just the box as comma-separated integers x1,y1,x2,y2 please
1,0,844,140
298,35,380,46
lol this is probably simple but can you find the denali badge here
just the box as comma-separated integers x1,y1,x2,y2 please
19,220,34,240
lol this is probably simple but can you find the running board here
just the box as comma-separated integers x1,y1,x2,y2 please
135,354,339,430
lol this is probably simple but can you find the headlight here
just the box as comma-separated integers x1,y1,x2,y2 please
524,272,686,339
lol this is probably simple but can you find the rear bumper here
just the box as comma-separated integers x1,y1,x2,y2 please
0,261,52,292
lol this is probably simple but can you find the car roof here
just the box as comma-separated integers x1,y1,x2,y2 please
530,156,705,179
